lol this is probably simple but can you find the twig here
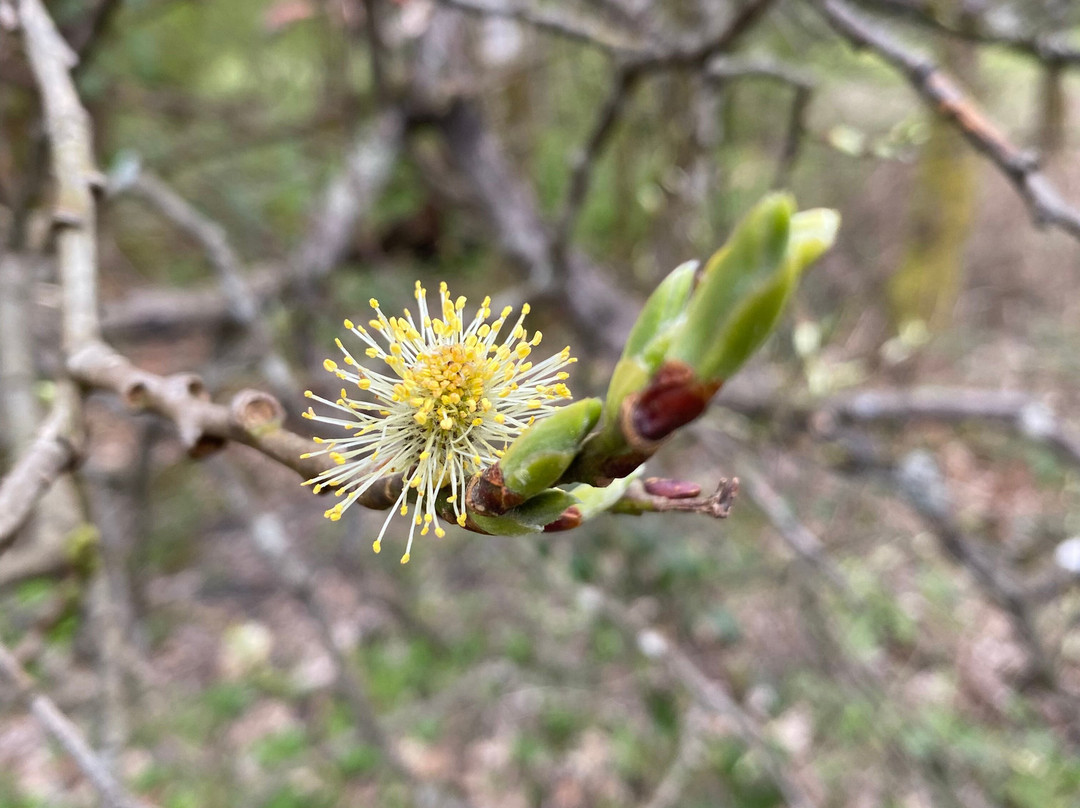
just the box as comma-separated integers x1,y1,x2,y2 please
720,385,1080,471
63,341,401,511
211,460,473,808
611,476,739,519
773,84,812,187
514,540,816,808
431,96,638,353
551,66,639,265
810,0,1080,243
0,391,79,553
641,708,712,808
0,254,40,455
435,0,646,54
289,111,404,285
0,639,156,808
551,0,780,265
854,0,1080,67
18,0,103,352
731,457,853,599
113,168,299,400
581,583,817,808
360,0,388,103
887,449,1058,689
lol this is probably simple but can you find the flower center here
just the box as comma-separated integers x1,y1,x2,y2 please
398,343,496,432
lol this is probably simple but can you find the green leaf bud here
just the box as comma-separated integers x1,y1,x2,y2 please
667,193,793,375
498,398,602,499
469,489,580,535
604,260,698,426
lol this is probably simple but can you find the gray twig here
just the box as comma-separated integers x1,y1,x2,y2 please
810,0,1080,243
0,640,156,808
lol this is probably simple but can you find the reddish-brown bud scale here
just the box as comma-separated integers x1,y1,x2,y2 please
465,464,526,516
644,477,702,499
631,361,722,442
543,506,583,532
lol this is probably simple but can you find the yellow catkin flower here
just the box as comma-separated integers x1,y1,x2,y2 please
302,281,576,563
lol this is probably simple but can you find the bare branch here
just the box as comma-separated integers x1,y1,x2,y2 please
641,708,710,808
212,460,472,807
888,449,1058,689
733,458,853,598
611,476,739,519
810,0,1080,243
432,97,639,353
721,385,1080,471
854,0,1080,67
18,0,103,352
0,639,156,808
581,584,817,808
435,0,646,53
289,111,404,285
113,168,299,399
552,0,780,263
64,341,400,510
0,392,79,552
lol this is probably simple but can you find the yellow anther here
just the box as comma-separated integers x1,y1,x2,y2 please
344,318,354,329
400,552,410,564
435,527,446,538
369,298,379,308
456,513,467,527
372,539,381,554
324,359,338,372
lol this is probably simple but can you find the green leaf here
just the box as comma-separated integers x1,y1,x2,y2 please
569,468,643,520
499,398,602,498
667,193,794,374
667,199,839,382
604,261,697,425
470,488,580,535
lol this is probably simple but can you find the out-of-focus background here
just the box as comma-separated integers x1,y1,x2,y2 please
3,1,1080,806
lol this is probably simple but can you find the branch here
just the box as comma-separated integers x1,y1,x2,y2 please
854,0,1080,67
289,110,404,285
641,708,709,808
887,449,1058,688
611,476,739,519
435,0,646,54
18,0,103,352
0,639,156,808
64,341,399,510
0,393,79,552
720,385,1080,471
113,168,299,399
552,1,780,263
211,461,473,808
582,584,817,808
810,0,1080,243
431,96,638,354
